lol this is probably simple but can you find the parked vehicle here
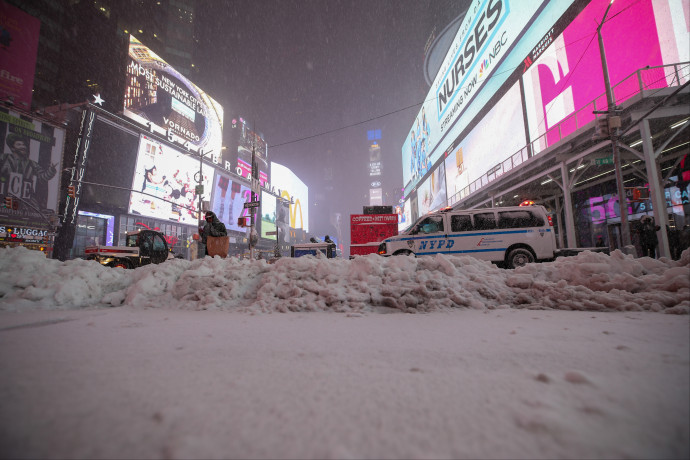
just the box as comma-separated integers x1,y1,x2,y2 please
85,229,175,269
377,205,558,269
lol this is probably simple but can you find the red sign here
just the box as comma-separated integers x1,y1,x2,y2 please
0,2,40,108
350,214,398,247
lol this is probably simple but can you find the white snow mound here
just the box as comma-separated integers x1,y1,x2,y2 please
1,246,688,313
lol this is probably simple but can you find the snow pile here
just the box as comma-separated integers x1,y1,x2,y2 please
1,246,688,313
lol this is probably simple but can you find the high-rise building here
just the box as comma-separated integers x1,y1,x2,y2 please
5,0,196,111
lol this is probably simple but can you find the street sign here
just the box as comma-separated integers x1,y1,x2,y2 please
243,201,260,209
265,231,277,236
594,156,614,166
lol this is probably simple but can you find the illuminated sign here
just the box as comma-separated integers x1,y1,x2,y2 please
209,173,253,232
369,188,382,206
78,211,115,245
402,0,577,194
128,134,213,225
418,162,447,215
0,225,50,243
443,81,525,202
0,3,40,108
123,35,224,162
260,191,276,240
523,0,690,152
0,110,64,224
271,162,309,232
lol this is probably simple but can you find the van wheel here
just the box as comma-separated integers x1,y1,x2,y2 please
394,250,414,256
507,248,534,269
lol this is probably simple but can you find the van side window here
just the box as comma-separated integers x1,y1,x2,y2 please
473,212,496,230
451,214,473,232
417,216,444,234
498,210,544,228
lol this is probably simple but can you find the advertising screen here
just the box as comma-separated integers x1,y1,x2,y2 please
260,191,276,240
270,162,309,233
0,110,64,224
443,80,525,200
129,135,213,225
369,142,381,176
417,162,447,216
0,3,40,108
402,0,578,194
209,173,252,232
123,35,224,162
234,121,269,188
396,198,412,232
523,0,690,152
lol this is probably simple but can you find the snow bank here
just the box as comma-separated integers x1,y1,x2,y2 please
1,246,688,313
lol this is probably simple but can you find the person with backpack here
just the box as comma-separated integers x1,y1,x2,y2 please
199,211,227,257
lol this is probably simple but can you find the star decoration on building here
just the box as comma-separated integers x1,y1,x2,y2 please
93,94,104,106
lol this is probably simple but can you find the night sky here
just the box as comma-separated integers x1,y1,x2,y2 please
194,0,470,235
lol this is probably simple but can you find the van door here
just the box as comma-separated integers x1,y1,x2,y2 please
445,213,475,256
408,214,448,255
470,211,506,261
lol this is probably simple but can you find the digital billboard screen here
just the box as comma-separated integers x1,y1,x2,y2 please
443,80,525,201
0,3,40,109
234,121,268,187
260,191,276,240
0,110,64,224
522,0,690,152
123,35,224,162
270,162,309,233
209,173,252,233
402,0,578,194
129,135,213,225
417,162,447,216
396,198,412,232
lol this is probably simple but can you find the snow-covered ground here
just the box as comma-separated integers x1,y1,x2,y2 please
0,247,688,459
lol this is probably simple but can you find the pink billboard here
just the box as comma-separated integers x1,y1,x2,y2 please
523,0,689,152
0,2,40,109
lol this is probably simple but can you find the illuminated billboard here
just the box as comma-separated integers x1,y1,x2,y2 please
260,191,276,240
443,80,525,200
233,119,268,187
396,198,412,232
0,3,40,109
402,0,577,193
123,35,224,162
0,111,64,223
270,162,309,233
129,135,213,225
417,162,447,216
523,0,690,152
209,173,252,232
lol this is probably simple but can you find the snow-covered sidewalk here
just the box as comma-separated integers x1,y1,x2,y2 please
0,247,688,458
0,307,688,459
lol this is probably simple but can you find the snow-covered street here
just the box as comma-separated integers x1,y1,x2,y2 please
0,247,688,459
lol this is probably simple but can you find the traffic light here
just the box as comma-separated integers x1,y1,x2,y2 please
594,116,610,139
4,196,12,208
11,199,18,210
67,185,76,198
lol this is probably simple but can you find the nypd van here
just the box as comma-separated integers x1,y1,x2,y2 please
377,206,557,268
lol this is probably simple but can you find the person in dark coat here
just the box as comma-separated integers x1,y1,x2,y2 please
199,211,227,257
639,216,660,258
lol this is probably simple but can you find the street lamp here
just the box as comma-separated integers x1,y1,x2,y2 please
597,0,632,250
